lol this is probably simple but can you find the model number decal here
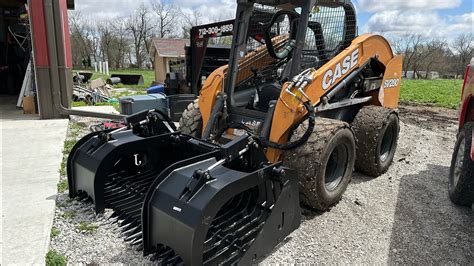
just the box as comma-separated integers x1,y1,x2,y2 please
383,78,400,89
198,24,233,38
322,49,359,90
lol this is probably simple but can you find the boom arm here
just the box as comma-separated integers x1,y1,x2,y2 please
266,34,403,162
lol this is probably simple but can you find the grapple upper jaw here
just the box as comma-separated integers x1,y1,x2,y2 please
142,137,301,264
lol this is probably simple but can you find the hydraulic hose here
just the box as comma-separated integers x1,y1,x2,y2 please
259,101,315,151
216,101,315,151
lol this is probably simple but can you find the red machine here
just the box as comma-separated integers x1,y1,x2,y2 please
449,58,474,206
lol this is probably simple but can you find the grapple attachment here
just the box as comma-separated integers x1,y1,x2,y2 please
67,110,300,264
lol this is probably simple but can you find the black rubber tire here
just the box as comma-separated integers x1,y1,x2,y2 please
284,118,356,211
352,106,400,177
178,99,202,138
449,122,474,206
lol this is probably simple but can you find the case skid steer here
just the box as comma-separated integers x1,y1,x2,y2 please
68,0,402,264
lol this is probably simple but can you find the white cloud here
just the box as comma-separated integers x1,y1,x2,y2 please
365,11,473,40
73,0,147,20
179,0,236,23
72,0,471,41
357,0,462,12
73,0,236,23
446,12,474,33
365,10,440,36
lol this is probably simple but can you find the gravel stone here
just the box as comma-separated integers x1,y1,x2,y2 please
50,105,473,264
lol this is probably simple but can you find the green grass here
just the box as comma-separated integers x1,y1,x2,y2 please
59,123,87,176
62,211,76,220
72,100,121,112
50,227,61,238
57,179,68,193
77,221,99,233
74,69,155,90
69,123,87,138
45,250,67,266
400,79,463,109
63,139,77,155
59,139,78,176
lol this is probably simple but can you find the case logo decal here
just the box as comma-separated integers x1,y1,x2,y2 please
322,49,359,90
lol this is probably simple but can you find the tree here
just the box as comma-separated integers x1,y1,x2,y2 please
452,34,474,77
126,5,155,68
387,33,455,79
401,34,424,78
110,18,131,69
97,21,114,63
420,40,449,79
181,9,202,39
69,12,96,67
150,0,180,38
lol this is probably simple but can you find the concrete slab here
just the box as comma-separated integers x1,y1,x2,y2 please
1,96,68,264
72,105,119,114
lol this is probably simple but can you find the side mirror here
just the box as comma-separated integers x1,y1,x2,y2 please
264,10,300,60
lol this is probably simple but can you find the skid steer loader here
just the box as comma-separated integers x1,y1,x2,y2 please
68,0,402,264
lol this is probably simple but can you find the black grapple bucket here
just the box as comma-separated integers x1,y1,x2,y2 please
68,112,301,264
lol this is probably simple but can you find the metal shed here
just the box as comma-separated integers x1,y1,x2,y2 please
1,0,119,119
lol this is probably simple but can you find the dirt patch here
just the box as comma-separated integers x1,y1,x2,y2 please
399,103,458,132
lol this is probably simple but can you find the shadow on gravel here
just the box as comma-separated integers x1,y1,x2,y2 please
388,164,474,264
301,207,324,219
351,172,376,185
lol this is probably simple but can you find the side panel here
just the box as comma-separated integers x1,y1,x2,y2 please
29,0,49,67
30,0,72,119
459,95,473,128
59,0,73,69
198,66,227,130
379,55,403,108
459,63,474,128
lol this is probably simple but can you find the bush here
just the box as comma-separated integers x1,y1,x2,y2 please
57,180,68,193
61,211,76,220
77,221,99,233
45,250,67,266
50,227,60,238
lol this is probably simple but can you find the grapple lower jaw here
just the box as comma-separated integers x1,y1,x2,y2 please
68,117,300,264
143,143,300,264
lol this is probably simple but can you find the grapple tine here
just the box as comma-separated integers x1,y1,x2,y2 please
125,232,142,242
131,238,143,246
135,244,143,252
109,210,121,219
106,216,119,225
119,220,135,230
121,225,140,237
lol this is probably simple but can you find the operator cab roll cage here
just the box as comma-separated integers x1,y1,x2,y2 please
222,0,357,124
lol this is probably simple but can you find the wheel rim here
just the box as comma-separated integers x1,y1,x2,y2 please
380,123,396,163
453,137,465,187
325,144,349,192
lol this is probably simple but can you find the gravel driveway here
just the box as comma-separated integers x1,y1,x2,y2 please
50,104,473,264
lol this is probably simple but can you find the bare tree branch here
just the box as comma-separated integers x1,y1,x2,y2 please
126,5,155,68
150,0,180,38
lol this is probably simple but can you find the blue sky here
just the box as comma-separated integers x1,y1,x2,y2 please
74,0,473,41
